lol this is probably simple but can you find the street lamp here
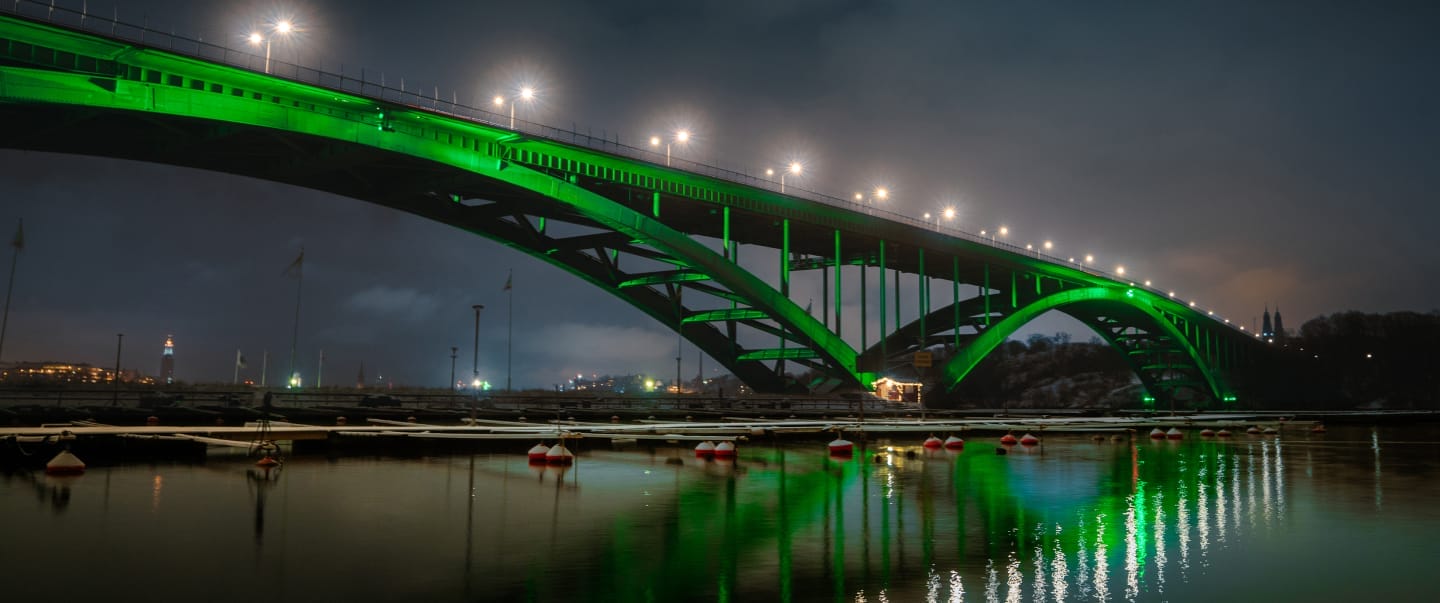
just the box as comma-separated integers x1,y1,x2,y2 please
942,206,956,230
248,19,294,74
783,162,802,193
1084,254,1094,266
1043,240,1053,252
1116,266,1126,276
493,86,536,129
651,130,690,167
449,346,458,391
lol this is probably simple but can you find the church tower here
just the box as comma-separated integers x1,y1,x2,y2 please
160,335,175,384
1261,305,1274,342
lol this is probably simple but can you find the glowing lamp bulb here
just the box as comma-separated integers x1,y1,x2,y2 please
650,136,661,147
248,32,263,45
493,95,505,107
274,20,292,34
520,86,535,100
675,130,690,143
788,162,802,175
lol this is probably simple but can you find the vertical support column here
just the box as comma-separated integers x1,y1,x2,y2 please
834,230,842,338
879,241,887,368
860,261,868,354
779,219,790,378
1010,271,1018,308
652,191,661,218
918,249,926,348
952,256,960,348
722,206,731,260
983,264,991,327
822,265,829,329
894,268,902,340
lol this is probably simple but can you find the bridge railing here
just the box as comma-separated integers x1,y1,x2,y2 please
4,1,1249,332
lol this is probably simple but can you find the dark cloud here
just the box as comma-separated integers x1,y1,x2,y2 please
2,0,1437,386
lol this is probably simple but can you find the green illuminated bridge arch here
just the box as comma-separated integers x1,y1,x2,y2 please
0,8,1262,404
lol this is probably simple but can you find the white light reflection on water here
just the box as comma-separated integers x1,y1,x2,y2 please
1176,472,1190,573
948,569,964,603
1247,442,1258,531
927,565,942,603
1196,477,1209,559
1274,438,1286,522
1153,490,1166,593
1372,428,1383,510
1093,513,1109,602
1031,528,1046,602
985,558,999,603
1215,450,1228,543
1231,453,1242,533
1050,525,1068,601
1075,516,1091,600
1005,552,1022,603
1261,439,1273,526
1123,491,1139,602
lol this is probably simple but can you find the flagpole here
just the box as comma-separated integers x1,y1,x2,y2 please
317,349,324,388
234,348,241,385
261,349,269,386
0,219,24,365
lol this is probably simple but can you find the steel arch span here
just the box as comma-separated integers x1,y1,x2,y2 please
0,9,1264,402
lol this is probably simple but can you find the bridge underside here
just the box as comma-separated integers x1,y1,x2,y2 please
0,12,1257,401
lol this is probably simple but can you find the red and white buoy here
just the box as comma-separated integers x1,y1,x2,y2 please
1246,426,1262,434
999,433,1018,445
44,450,86,475
1216,428,1233,437
527,442,551,463
1200,428,1216,437
923,435,944,449
714,441,737,458
944,435,965,450
1262,426,1279,435
695,441,716,458
1019,433,1041,446
1149,428,1166,440
545,442,575,465
255,456,280,468
828,437,854,456
1166,427,1184,440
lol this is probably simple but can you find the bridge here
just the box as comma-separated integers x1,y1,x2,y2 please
0,4,1264,405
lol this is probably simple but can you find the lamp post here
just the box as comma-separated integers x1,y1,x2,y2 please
493,87,536,129
248,20,293,74
112,333,123,406
651,130,689,166
471,304,484,389
449,346,458,391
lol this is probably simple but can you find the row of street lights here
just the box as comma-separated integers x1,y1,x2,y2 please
237,15,1239,334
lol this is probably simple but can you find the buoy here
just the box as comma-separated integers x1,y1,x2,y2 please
527,443,550,463
695,441,716,458
1019,433,1040,446
714,441,737,458
545,443,575,465
611,416,621,423
944,435,965,450
999,433,1018,445
1311,423,1327,433
1149,428,1166,439
1216,429,1233,437
215,418,226,426
1110,434,1125,443
1166,427,1184,440
1246,426,1262,434
1091,434,1106,442
45,450,86,475
518,416,527,422
255,456,280,468
1262,426,1279,435
923,435,944,449
406,416,417,423
336,416,347,425
1200,428,1216,437
828,437,854,456
146,416,159,426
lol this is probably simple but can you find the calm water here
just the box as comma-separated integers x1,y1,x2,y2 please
2,425,1437,602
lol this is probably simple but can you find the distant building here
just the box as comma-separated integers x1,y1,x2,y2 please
0,361,151,385
160,335,175,384
1261,305,1286,344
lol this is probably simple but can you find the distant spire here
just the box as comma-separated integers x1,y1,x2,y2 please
1262,303,1274,339
1274,305,1285,341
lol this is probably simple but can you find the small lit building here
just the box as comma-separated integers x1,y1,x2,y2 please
0,362,151,385
872,376,923,406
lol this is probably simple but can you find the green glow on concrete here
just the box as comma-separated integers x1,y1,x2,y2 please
683,308,769,324
617,271,709,288
738,348,820,361
833,230,842,338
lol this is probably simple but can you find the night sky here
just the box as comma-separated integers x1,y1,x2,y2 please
2,0,1437,388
